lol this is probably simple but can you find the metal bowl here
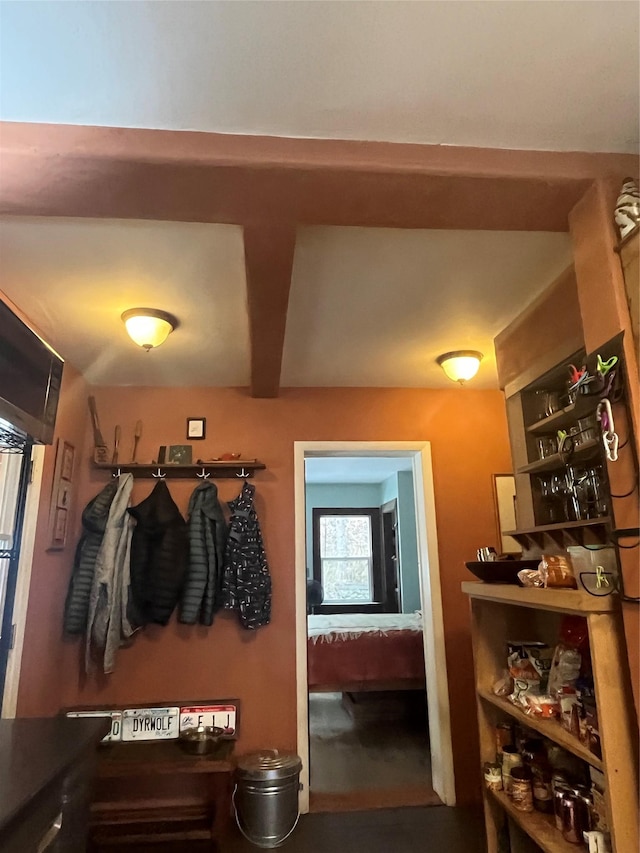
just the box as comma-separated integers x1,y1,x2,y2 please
179,725,225,755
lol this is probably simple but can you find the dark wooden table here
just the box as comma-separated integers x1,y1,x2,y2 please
0,716,110,852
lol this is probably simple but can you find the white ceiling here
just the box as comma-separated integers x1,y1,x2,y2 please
1,1,638,153
0,216,571,389
306,457,413,485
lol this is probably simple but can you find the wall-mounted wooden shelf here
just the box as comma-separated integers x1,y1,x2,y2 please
526,396,596,435
478,688,603,770
93,460,266,479
502,517,610,548
517,438,601,474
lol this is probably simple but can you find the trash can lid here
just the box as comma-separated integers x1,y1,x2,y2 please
236,749,302,780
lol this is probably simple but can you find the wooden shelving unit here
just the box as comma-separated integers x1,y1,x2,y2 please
93,460,265,479
91,741,235,846
465,582,639,853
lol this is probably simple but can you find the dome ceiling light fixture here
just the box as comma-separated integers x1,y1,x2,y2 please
437,350,483,385
121,308,178,351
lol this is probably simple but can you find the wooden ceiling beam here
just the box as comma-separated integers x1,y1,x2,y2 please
243,224,296,398
1,122,636,231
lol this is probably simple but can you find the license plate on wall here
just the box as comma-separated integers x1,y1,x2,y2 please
122,707,180,741
179,704,237,736
66,710,123,742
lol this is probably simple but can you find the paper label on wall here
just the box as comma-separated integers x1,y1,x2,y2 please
66,710,123,742
179,704,237,737
122,707,180,741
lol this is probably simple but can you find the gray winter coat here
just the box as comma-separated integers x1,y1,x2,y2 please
85,474,135,674
63,481,118,635
179,482,227,626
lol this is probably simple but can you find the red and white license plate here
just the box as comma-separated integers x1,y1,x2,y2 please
179,705,237,736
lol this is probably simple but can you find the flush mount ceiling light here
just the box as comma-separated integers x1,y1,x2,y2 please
121,308,177,351
437,350,483,385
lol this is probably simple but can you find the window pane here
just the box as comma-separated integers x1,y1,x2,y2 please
322,558,372,603
319,515,371,558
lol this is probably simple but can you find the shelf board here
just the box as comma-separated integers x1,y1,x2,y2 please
517,439,601,474
478,688,603,771
97,740,235,777
488,789,576,853
503,517,611,547
461,582,618,614
93,460,265,479
526,396,596,435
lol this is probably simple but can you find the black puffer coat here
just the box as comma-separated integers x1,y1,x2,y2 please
179,482,228,626
127,481,188,626
63,481,118,635
220,482,271,630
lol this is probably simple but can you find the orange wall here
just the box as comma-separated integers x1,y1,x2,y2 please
17,384,512,805
16,361,90,715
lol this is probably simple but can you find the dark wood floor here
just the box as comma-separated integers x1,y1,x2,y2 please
124,806,486,853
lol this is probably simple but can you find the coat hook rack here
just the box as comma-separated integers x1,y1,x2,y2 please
151,468,167,479
196,468,211,479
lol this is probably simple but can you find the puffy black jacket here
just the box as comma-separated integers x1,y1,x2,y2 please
127,481,188,625
63,481,118,635
179,482,228,626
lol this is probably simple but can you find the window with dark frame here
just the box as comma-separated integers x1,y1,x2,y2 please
311,507,394,614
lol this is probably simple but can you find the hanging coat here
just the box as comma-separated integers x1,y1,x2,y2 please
127,480,188,626
179,481,228,626
85,473,135,674
63,480,118,635
220,481,271,630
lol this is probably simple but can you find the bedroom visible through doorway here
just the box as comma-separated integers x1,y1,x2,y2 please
294,442,455,815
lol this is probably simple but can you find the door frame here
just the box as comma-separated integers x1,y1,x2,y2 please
1,445,45,717
294,441,456,811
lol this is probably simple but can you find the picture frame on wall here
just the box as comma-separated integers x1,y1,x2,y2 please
186,418,206,440
47,439,75,551
492,473,520,555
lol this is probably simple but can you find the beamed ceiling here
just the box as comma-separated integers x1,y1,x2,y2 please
0,2,637,394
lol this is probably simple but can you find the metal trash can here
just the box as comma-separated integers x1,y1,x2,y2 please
233,750,302,848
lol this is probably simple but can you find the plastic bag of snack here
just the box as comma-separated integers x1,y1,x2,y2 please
522,693,560,718
547,644,582,697
507,641,553,708
540,553,577,588
493,669,513,697
518,568,545,587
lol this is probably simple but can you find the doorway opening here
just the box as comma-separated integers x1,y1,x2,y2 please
294,442,455,814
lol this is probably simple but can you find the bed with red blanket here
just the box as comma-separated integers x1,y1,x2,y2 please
307,613,425,692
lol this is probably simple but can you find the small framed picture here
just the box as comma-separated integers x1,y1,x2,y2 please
186,418,206,440
169,444,193,465
51,507,68,548
60,441,75,481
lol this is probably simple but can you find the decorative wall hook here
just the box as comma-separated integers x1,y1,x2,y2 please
151,468,167,479
112,468,122,479
196,468,211,479
236,468,249,478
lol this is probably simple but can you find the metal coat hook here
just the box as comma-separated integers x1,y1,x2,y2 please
151,467,167,479
196,468,211,479
112,468,122,479
236,468,249,478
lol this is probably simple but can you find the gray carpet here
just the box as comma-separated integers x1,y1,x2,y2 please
309,691,433,794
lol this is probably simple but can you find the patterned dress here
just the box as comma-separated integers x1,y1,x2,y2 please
220,482,271,629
